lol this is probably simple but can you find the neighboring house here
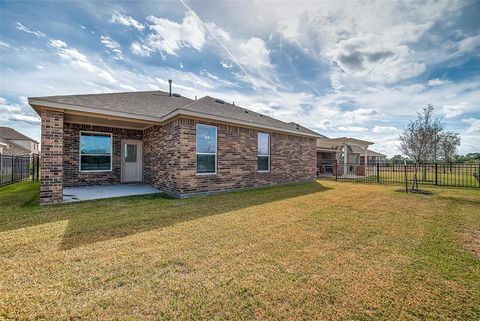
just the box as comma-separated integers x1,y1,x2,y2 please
0,138,7,155
29,87,322,204
316,137,386,177
0,127,39,156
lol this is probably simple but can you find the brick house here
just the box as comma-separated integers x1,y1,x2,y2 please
29,87,322,204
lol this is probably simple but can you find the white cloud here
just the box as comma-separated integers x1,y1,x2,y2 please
220,61,233,68
428,78,450,86
458,34,480,53
204,22,231,41
372,126,399,133
442,102,474,118
342,108,380,124
200,70,219,81
8,114,40,124
232,37,280,90
100,36,123,60
337,126,368,132
143,12,206,56
269,1,466,88
239,37,271,69
130,42,153,57
111,12,144,31
326,33,426,84
15,22,46,38
0,97,40,125
49,39,117,84
463,118,480,134
48,39,67,48
0,41,10,48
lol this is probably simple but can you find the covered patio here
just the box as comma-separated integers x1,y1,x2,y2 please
316,137,373,177
63,184,160,202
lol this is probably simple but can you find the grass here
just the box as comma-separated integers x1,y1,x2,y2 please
1,181,479,320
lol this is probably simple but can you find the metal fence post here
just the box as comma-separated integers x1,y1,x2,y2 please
36,155,40,181
11,155,14,183
435,163,438,185
376,163,380,183
335,161,338,181
404,164,408,193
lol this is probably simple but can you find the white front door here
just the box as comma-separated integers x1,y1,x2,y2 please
121,140,142,182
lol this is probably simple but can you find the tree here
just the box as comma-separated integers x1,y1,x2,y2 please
437,131,461,172
388,154,406,163
454,153,480,163
399,105,443,190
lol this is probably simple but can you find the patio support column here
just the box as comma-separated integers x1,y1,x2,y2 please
364,146,368,176
343,143,348,176
40,109,64,204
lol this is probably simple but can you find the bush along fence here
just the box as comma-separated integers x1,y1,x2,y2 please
0,154,40,187
317,161,480,189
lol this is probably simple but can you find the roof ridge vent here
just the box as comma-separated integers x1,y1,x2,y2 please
214,98,225,104
172,93,181,97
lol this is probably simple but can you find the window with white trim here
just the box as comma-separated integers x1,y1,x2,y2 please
80,132,112,171
196,124,217,174
258,132,270,172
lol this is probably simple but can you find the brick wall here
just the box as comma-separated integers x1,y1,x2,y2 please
144,120,184,196
40,110,64,204
63,123,143,187
144,117,317,197
41,114,316,202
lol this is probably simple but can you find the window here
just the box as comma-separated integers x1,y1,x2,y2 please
196,124,217,174
258,133,270,172
80,132,112,171
124,144,137,163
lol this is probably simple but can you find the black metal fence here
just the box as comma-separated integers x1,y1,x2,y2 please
318,161,480,189
0,154,40,187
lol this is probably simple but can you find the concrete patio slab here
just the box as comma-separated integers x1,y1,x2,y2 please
63,184,161,202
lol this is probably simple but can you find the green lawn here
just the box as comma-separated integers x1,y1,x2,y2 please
1,181,479,320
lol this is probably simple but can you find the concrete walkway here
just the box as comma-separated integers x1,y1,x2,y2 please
63,184,161,202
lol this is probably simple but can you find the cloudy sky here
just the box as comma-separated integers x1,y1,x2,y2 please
0,0,479,156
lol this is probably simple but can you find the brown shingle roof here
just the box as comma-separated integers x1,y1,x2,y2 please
182,96,324,137
29,90,323,137
30,90,193,119
0,127,38,143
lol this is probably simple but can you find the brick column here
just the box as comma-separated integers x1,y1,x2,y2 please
40,109,64,204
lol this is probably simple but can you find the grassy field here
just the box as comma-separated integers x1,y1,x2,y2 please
1,181,479,320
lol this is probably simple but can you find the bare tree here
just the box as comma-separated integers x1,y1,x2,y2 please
438,131,461,172
399,105,443,190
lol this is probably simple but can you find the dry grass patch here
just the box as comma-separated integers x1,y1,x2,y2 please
0,181,479,320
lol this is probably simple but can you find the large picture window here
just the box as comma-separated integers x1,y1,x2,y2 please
196,124,217,174
80,132,112,171
258,132,270,172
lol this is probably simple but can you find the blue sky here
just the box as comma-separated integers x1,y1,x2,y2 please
0,0,479,156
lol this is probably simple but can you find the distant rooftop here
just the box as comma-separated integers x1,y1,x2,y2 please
0,127,38,143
